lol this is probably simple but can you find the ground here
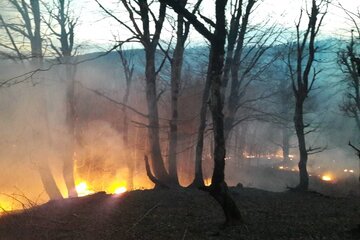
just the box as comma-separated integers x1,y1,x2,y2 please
0,186,359,240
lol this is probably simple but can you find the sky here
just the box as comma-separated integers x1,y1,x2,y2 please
70,0,359,52
0,0,359,53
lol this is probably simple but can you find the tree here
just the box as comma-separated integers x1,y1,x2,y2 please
338,8,360,132
160,0,242,224
0,0,63,200
96,0,170,184
287,0,328,191
117,47,135,190
166,0,202,185
222,0,280,140
42,0,79,197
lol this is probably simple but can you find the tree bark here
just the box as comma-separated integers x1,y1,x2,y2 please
294,98,308,190
188,68,211,188
145,49,169,182
168,8,187,185
282,127,290,163
63,58,78,198
207,0,242,225
38,162,63,200
118,48,134,190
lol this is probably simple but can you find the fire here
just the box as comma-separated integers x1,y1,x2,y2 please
75,182,94,197
204,178,212,186
0,201,12,214
114,187,127,195
107,181,128,195
321,175,332,182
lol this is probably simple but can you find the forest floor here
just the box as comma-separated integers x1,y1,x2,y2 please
0,184,359,240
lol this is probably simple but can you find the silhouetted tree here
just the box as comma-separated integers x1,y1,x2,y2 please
287,0,328,191
42,0,78,197
0,0,63,200
117,47,135,190
338,14,360,132
96,0,170,184
160,0,242,225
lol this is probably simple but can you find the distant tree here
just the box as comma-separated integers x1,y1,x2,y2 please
96,0,170,185
222,0,280,140
190,0,279,187
117,47,135,190
42,0,79,197
0,0,42,62
287,0,328,191
0,0,63,200
160,0,242,225
166,0,202,186
268,55,295,164
338,7,360,132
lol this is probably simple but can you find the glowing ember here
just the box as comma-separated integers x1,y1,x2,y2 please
349,169,354,173
114,186,127,195
75,182,94,197
279,166,284,170
204,178,212,186
321,175,332,181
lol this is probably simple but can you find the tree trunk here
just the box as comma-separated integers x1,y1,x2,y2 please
30,0,42,62
145,49,169,182
167,27,186,186
207,1,242,224
123,78,134,190
294,98,309,191
282,127,290,163
63,58,78,198
38,162,63,200
188,71,211,188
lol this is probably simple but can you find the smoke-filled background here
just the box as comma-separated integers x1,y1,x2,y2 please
0,0,359,212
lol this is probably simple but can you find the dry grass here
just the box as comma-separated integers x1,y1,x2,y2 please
0,186,359,240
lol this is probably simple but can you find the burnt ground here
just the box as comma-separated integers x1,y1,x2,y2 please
0,186,359,240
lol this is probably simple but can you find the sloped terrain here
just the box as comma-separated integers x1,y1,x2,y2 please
0,187,359,240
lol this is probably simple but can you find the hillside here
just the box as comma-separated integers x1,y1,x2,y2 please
0,187,359,240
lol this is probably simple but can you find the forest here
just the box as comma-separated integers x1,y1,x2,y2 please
0,0,359,239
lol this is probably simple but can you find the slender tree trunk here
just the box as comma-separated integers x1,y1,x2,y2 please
167,35,185,187
207,1,242,224
33,87,63,200
38,162,63,200
122,72,133,190
31,62,63,200
64,59,78,197
145,50,169,182
30,0,42,62
282,127,290,163
294,98,308,190
188,74,211,188
123,114,134,190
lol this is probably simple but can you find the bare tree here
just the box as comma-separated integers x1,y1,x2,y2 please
117,47,135,190
338,6,360,132
287,0,328,191
0,0,42,62
0,0,63,200
160,0,242,225
41,0,79,197
166,0,202,185
222,0,281,140
96,0,170,184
